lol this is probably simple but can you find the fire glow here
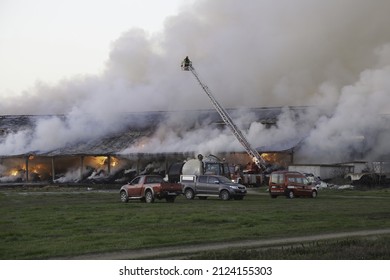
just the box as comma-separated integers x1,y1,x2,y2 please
0,156,123,184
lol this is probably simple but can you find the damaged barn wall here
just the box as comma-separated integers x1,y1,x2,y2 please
288,164,347,181
0,152,197,184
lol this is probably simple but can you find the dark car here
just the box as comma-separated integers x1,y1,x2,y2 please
181,174,247,200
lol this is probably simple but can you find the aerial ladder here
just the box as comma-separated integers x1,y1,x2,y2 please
181,56,266,170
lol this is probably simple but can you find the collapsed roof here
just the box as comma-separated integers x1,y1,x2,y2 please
0,107,307,158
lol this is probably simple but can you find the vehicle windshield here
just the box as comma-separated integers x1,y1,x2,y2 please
205,163,222,175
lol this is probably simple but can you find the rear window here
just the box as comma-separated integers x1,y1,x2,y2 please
145,176,163,184
270,173,284,184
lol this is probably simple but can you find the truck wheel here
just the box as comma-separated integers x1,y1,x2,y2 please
220,190,230,201
120,191,129,203
145,190,155,203
166,196,176,203
184,189,195,200
287,190,294,199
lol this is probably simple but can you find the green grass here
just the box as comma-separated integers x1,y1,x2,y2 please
1,187,390,259
188,235,390,259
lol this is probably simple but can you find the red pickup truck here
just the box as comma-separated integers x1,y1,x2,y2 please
120,175,183,203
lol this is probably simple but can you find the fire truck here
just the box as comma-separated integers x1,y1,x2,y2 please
177,56,267,187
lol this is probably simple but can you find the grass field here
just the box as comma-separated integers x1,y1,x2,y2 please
1,186,390,259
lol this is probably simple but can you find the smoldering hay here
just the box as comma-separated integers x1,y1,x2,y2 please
1,0,390,163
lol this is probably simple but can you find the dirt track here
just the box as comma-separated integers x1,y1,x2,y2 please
66,228,390,260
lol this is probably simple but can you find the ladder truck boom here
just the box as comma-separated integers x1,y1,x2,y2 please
181,56,266,170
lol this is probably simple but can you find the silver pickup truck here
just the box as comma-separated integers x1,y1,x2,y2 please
181,174,247,201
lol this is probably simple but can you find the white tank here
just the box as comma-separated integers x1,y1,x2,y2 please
182,159,203,176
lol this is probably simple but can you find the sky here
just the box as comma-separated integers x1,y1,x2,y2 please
0,0,189,97
1,0,390,164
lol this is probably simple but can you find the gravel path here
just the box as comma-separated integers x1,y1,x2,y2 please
66,228,390,260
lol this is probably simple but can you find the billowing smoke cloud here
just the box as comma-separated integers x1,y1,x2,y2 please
1,0,390,163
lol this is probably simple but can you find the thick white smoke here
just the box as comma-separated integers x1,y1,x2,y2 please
1,0,390,163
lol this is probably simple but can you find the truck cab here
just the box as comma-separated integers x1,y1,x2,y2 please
167,154,231,183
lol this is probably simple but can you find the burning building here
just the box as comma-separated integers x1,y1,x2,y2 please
2,1,390,184
1,105,390,185
0,107,304,184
